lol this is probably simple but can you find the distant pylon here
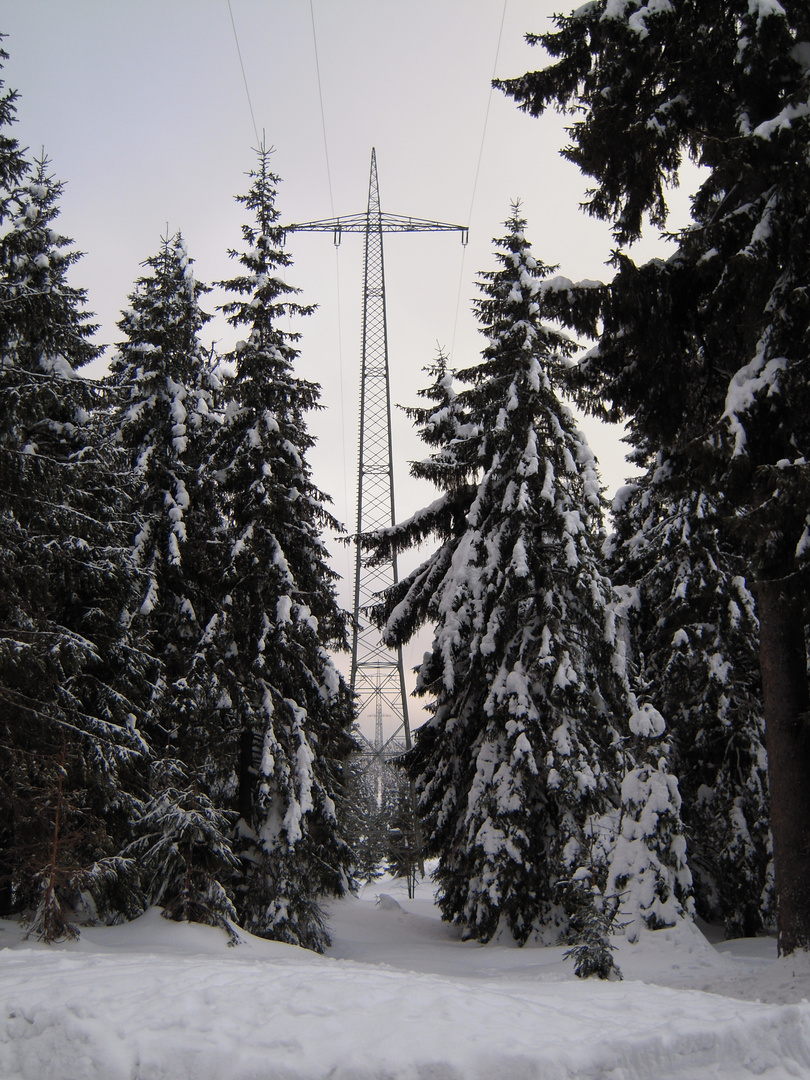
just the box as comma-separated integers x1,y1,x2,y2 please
290,149,466,762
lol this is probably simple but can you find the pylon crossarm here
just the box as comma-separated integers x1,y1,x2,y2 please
289,213,467,242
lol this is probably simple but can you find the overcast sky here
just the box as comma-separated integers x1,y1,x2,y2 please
3,2,690,730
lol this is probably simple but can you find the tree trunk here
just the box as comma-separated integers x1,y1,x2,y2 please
758,577,810,954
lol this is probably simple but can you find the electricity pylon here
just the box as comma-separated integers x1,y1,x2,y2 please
290,149,466,773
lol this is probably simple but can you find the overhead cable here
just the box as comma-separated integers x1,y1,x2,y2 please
309,0,336,217
309,0,349,518
227,0,261,147
451,0,509,359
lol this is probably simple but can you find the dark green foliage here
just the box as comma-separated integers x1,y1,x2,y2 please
17,732,141,942
498,0,810,539
0,40,26,198
108,232,226,767
341,757,389,885
383,767,421,889
609,475,771,937
0,157,151,934
563,876,621,980
212,147,355,951
107,231,239,933
0,50,355,945
499,0,810,951
341,754,412,885
128,758,240,942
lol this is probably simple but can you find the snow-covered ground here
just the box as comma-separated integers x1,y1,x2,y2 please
3,872,810,1080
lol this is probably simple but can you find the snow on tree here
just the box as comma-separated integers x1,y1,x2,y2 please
608,470,771,937
365,349,481,649
109,232,218,587
606,704,692,944
498,0,810,954
0,155,150,936
211,147,354,952
366,209,634,956
126,758,240,943
108,230,223,755
107,231,238,930
403,348,480,493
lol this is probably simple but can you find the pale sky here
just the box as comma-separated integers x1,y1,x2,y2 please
3,1,689,732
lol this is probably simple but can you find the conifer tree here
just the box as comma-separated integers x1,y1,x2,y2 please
0,41,26,199
0,40,29,918
606,703,692,943
608,473,771,936
212,147,354,951
127,759,240,941
383,768,422,891
340,758,416,886
498,0,810,953
341,758,389,885
0,155,149,935
108,232,237,932
367,210,642,953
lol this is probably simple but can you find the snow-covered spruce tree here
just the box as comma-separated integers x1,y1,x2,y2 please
402,348,480,492
498,0,810,954
606,703,692,945
608,471,771,937
0,155,150,936
108,232,239,932
126,758,240,942
367,210,635,953
212,147,354,951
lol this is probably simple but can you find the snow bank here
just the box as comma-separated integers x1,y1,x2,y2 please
2,887,810,1080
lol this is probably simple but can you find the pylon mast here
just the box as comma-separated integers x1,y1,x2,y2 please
290,148,466,761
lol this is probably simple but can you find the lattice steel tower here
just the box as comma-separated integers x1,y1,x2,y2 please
291,150,466,764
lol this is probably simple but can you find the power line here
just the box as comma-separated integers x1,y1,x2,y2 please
308,0,348,521
226,0,261,147
451,0,509,360
309,0,335,218
467,0,509,228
